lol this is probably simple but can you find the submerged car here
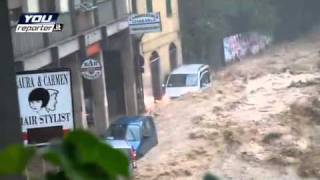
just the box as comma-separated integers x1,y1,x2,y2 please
106,116,158,158
164,64,212,98
105,139,137,171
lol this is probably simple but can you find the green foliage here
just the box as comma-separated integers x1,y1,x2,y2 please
0,130,130,180
0,144,35,175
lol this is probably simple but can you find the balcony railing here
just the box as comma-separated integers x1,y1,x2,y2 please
48,12,73,44
11,26,45,57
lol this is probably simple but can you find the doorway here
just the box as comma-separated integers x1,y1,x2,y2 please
150,51,162,100
104,51,126,119
135,54,146,113
169,43,178,71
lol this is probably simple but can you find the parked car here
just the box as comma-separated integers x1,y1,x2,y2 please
105,139,137,171
164,64,212,99
105,116,158,159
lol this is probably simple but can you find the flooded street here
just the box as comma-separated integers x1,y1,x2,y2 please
135,31,320,180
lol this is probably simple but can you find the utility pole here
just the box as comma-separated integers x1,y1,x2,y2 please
0,0,24,179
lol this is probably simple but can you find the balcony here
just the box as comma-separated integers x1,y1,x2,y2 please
76,10,95,33
48,12,73,44
11,26,45,57
96,0,115,25
115,0,130,19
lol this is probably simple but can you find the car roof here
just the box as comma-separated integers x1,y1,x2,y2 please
111,116,148,126
171,64,209,74
106,140,131,149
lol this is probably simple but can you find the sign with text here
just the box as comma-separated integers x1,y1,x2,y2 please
16,69,74,146
128,12,162,34
16,13,64,33
81,59,102,80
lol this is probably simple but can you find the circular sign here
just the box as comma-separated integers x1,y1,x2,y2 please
81,59,102,80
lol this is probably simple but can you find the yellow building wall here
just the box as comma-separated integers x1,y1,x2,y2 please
136,0,183,109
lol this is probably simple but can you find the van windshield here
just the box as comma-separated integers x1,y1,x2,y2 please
108,124,141,141
167,74,198,87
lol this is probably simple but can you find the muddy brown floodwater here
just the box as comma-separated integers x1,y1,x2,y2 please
135,30,320,180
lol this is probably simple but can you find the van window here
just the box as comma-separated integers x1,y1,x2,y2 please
200,71,210,87
167,74,198,87
108,124,126,139
126,125,141,141
143,120,151,137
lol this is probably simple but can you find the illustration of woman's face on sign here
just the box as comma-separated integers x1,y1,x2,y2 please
28,88,50,113
29,100,43,111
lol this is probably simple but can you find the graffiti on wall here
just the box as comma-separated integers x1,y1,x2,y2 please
223,32,273,63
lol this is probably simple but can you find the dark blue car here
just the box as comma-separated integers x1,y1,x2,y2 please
106,116,158,158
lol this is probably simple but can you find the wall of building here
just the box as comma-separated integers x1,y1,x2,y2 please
106,30,138,118
59,52,88,130
85,51,109,136
136,0,183,109
10,0,136,132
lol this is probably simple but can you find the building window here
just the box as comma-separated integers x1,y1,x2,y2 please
27,0,40,12
146,0,153,12
9,7,22,26
39,0,56,12
166,0,172,17
74,0,95,10
132,0,137,13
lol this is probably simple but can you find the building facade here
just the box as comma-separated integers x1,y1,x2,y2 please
8,0,139,136
134,0,183,110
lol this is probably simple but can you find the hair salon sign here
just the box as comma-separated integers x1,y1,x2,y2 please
16,69,74,146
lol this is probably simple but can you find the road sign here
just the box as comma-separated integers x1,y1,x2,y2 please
128,12,162,34
16,69,74,146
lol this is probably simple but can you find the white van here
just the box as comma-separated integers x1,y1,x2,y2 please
164,64,211,99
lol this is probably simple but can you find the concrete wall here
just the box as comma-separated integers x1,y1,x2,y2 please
60,53,88,130
120,31,138,115
105,30,138,116
87,52,109,136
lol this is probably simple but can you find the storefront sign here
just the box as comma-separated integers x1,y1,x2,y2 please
128,12,162,34
81,59,102,80
16,69,74,146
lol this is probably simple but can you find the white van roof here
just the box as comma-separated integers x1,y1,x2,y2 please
171,64,209,74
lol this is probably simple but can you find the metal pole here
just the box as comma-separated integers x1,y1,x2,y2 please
0,0,24,179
